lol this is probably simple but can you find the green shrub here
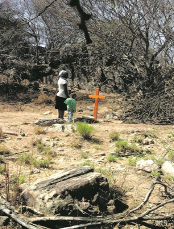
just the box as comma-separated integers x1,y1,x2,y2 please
109,131,120,141
18,153,34,165
106,154,117,162
33,139,51,154
128,156,139,166
37,158,50,168
76,122,94,139
151,170,160,178
115,140,142,156
18,152,51,168
142,131,157,138
80,151,89,159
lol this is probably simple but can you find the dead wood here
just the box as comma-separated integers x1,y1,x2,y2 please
29,216,101,223
1,180,174,229
123,89,174,124
29,180,174,228
3,132,18,136
0,195,42,229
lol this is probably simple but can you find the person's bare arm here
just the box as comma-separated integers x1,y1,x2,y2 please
63,84,69,98
55,85,58,100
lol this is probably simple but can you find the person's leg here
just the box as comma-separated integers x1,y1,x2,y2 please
69,110,73,122
68,110,71,122
71,111,74,122
58,110,64,119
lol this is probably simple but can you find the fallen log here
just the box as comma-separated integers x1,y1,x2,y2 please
28,180,174,229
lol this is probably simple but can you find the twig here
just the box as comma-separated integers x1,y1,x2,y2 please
0,195,42,229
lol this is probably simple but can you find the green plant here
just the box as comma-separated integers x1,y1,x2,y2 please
11,173,27,191
167,148,174,162
33,139,51,155
106,154,117,162
94,167,115,185
143,155,165,166
76,122,94,139
133,135,143,143
93,145,101,150
79,161,94,167
143,148,152,154
168,131,174,137
18,153,35,165
80,151,89,159
37,158,51,168
18,153,51,168
0,164,5,173
115,140,142,156
109,131,120,141
39,145,51,154
151,170,160,178
128,156,140,166
0,155,4,163
142,131,157,139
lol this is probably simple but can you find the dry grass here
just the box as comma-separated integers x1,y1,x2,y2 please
35,92,53,104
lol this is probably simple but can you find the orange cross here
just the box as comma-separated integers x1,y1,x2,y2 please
89,88,106,120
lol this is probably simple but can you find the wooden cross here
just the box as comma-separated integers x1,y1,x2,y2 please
89,88,106,120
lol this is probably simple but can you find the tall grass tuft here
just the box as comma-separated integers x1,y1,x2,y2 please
76,122,94,139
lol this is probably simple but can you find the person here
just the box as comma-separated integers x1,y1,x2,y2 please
55,70,69,120
64,93,77,122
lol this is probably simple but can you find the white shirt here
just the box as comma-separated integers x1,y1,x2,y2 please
57,77,67,98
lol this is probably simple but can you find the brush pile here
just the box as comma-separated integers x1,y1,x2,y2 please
123,80,174,124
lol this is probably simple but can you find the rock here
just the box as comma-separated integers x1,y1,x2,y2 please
161,161,174,176
44,111,51,115
20,166,112,216
30,168,41,174
136,159,158,172
35,118,61,126
49,124,76,132
142,138,155,145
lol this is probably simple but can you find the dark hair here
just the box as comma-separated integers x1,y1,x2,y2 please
71,93,76,99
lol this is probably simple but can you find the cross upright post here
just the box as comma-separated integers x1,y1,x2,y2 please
89,88,106,120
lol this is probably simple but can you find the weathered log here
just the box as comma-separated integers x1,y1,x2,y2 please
27,180,174,229
20,166,112,216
